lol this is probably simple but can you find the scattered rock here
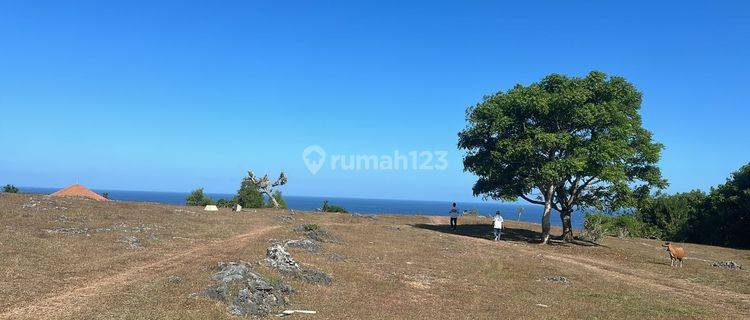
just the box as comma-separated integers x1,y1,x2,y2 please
148,233,159,241
168,276,183,284
266,244,301,273
713,261,742,270
275,215,295,223
544,275,570,285
192,261,292,317
46,227,89,236
96,223,155,233
173,208,197,214
293,224,340,243
326,253,346,262
265,244,332,285
351,212,378,220
22,197,69,211
118,236,143,250
285,239,322,253
299,269,332,285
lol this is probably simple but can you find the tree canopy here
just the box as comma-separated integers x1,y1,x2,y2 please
3,184,19,193
186,188,214,206
235,175,265,208
458,71,665,242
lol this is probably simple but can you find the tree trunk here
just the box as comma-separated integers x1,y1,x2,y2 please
540,185,555,244
560,209,574,242
267,192,280,208
541,202,552,244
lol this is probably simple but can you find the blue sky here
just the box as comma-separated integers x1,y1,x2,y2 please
1,1,748,201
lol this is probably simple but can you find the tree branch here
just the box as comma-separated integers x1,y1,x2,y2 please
519,194,546,206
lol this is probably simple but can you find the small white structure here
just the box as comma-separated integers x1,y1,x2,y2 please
233,204,242,212
204,205,219,211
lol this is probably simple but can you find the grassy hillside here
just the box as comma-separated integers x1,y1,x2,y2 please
1,193,748,319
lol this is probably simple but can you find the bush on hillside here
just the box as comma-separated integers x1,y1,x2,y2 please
216,198,236,208
236,174,265,208
2,184,19,193
269,190,287,209
186,188,214,206
635,190,706,241
321,200,347,213
581,213,647,243
687,163,750,248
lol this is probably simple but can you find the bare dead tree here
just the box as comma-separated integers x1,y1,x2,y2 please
246,170,288,208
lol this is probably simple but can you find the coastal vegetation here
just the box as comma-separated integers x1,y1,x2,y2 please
236,174,265,208
320,200,347,213
636,163,750,248
581,162,750,248
215,198,235,208
3,184,19,193
186,171,289,209
459,71,665,243
236,171,288,208
271,190,287,209
185,188,214,206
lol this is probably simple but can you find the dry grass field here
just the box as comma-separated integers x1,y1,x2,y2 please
1,193,748,319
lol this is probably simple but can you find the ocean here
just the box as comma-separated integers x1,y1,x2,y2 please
20,187,584,228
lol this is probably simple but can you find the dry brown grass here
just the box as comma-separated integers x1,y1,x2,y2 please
1,193,748,319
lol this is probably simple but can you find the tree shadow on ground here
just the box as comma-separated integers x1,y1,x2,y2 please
411,223,602,247
412,223,543,244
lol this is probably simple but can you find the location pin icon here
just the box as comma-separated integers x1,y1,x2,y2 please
302,145,326,175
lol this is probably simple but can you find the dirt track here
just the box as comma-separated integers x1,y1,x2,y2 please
427,216,750,315
1,225,280,319
2,194,748,319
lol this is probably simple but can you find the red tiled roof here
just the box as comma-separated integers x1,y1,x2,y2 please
51,184,108,201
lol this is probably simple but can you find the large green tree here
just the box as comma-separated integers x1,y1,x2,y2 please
235,173,265,208
691,163,750,247
186,188,214,206
458,71,666,243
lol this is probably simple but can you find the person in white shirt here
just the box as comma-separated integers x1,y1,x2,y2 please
492,211,504,241
449,202,460,230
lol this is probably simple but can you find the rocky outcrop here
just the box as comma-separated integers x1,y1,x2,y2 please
193,261,293,317
713,260,742,270
265,244,332,285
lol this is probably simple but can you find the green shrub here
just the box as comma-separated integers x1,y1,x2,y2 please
216,198,236,208
302,224,319,231
235,175,264,208
635,190,706,240
186,188,214,206
321,200,347,213
269,190,287,209
581,213,608,243
3,184,19,193
632,163,750,248
582,213,647,243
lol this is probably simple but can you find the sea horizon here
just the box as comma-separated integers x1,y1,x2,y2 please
18,186,584,228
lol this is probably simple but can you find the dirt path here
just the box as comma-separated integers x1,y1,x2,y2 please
0,225,280,319
426,216,750,315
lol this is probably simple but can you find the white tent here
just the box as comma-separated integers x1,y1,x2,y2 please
204,205,219,211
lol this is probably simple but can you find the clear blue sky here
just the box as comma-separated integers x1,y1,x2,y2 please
1,1,748,201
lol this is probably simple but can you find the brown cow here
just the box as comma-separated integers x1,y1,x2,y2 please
662,242,685,267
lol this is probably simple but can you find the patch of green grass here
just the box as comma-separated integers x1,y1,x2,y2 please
303,224,319,232
580,291,706,317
